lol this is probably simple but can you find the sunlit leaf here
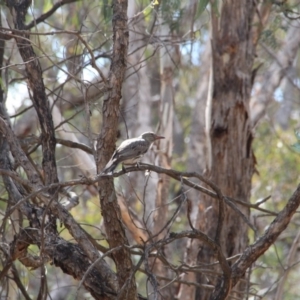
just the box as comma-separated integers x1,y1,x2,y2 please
43,0,52,12
143,5,152,22
151,0,159,7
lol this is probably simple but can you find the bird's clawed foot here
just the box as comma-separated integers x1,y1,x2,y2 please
122,163,140,173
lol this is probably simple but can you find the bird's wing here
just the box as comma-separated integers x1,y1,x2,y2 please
113,138,149,160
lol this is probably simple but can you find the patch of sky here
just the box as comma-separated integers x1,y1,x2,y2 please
180,33,208,66
274,87,283,102
6,83,29,116
7,46,110,114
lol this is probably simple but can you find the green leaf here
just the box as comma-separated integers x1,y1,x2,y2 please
291,142,300,153
102,0,113,21
197,0,209,16
295,130,300,141
211,0,220,17
43,0,53,13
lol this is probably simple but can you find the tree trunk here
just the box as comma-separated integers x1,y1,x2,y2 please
96,0,138,299
121,0,159,234
196,1,255,298
177,40,211,300
148,19,176,300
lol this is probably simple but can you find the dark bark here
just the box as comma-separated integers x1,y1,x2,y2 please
7,0,58,189
2,2,124,298
2,0,299,298
0,115,119,299
7,228,117,300
196,1,256,299
96,0,137,299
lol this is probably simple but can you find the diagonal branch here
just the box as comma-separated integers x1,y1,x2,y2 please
157,229,232,298
25,0,81,30
231,183,300,286
250,19,300,127
95,0,138,299
7,0,58,188
8,228,117,300
0,116,118,293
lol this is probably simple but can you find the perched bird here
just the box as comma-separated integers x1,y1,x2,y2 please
102,132,164,174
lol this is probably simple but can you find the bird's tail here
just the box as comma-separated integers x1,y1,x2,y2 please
102,159,118,174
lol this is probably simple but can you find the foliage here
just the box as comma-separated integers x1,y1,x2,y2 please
0,0,300,299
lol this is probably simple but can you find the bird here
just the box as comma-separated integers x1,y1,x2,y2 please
102,132,164,174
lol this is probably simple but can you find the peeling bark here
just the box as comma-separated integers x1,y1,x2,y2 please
96,0,138,299
7,0,58,188
9,229,117,300
196,1,256,299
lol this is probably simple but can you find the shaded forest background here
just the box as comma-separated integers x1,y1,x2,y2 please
0,0,300,299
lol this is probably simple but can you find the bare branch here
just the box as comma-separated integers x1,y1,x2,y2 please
251,19,300,126
7,0,59,188
25,0,81,30
231,183,300,286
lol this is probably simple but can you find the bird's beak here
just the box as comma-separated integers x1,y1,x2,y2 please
155,135,165,140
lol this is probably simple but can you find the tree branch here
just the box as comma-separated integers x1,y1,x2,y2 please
7,0,59,189
0,116,119,293
25,0,81,30
231,183,300,286
95,0,138,298
8,228,117,300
